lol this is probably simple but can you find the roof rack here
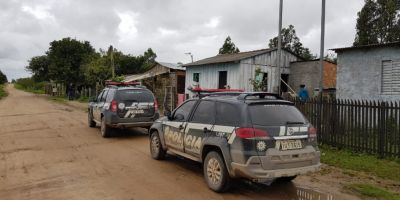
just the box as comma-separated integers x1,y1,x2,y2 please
105,80,141,87
237,92,282,100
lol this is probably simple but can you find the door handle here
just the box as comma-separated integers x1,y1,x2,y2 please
203,127,209,133
179,124,184,130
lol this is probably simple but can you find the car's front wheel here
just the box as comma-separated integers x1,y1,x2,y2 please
150,131,166,160
88,111,96,128
100,117,113,138
203,151,231,192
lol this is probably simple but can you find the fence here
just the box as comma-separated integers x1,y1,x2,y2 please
291,98,400,158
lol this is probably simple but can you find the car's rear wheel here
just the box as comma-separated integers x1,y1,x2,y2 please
100,117,113,138
88,111,96,128
150,131,166,160
203,151,231,192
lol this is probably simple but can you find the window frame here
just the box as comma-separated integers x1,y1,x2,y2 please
193,73,200,82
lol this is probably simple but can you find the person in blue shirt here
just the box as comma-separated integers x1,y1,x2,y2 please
298,84,309,102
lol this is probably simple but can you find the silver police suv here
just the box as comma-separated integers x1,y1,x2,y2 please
149,92,320,192
88,82,159,137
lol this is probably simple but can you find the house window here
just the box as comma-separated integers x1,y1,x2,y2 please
193,73,200,82
382,60,400,95
218,71,228,89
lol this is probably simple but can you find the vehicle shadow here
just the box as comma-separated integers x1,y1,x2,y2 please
112,128,148,139
161,155,336,200
161,155,301,199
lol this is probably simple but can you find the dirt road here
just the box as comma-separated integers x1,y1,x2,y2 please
0,85,358,200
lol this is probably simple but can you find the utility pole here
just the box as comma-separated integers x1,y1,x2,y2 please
185,52,193,63
319,0,326,96
110,45,115,78
276,0,283,94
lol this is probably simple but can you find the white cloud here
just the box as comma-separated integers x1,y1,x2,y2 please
21,5,53,20
205,17,220,28
0,0,365,80
117,11,139,42
158,27,179,37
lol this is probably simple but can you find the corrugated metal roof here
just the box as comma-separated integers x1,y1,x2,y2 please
158,62,185,70
331,42,400,52
183,48,275,67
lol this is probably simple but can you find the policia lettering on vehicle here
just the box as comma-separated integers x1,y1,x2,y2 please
149,90,320,192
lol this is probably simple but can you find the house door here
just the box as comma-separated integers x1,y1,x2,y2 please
177,75,185,94
218,71,227,89
281,74,289,93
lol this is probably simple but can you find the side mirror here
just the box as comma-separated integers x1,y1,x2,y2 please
164,110,172,120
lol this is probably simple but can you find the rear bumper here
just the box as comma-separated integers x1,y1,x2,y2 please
231,162,320,183
105,112,159,128
230,147,320,182
110,121,154,128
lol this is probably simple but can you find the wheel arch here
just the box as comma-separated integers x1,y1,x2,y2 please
201,138,233,176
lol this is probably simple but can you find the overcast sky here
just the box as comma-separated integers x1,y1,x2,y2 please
0,0,364,80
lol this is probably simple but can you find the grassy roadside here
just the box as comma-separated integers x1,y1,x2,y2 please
0,84,7,99
14,83,45,94
320,145,400,182
346,184,400,200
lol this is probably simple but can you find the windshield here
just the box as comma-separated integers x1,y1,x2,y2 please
249,104,307,126
116,89,154,102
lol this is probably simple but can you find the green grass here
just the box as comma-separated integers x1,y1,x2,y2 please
320,145,400,182
77,96,89,103
14,83,45,94
347,184,400,200
0,84,7,99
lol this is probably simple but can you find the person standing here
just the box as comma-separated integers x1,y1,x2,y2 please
298,84,309,102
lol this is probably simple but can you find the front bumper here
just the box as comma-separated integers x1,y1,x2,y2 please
230,147,320,183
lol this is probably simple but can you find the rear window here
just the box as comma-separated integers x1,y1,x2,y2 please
116,89,154,102
249,104,307,126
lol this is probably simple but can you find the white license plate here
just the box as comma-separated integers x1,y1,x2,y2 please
132,110,144,114
280,140,302,150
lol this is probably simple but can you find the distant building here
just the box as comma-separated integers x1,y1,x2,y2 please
289,59,337,97
332,42,400,101
183,48,302,96
124,62,186,111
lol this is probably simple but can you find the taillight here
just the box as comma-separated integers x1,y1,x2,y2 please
111,100,118,112
154,99,158,111
235,128,269,139
308,127,317,138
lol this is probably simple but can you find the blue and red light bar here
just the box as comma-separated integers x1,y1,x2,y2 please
190,87,244,93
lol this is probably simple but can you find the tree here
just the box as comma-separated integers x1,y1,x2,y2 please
268,25,315,60
47,38,96,84
141,48,157,70
219,36,240,54
82,55,112,86
25,55,50,82
0,70,7,84
354,0,400,46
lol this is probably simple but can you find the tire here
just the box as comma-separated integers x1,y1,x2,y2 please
150,131,166,160
100,116,113,138
203,151,231,192
276,176,297,182
88,111,96,128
